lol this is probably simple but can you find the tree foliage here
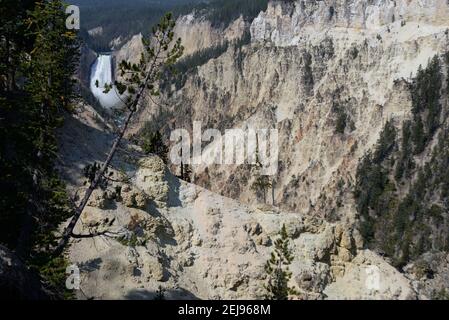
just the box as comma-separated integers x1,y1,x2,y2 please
354,55,449,268
164,41,229,90
198,0,269,29
73,0,200,52
252,175,272,204
411,57,443,154
139,123,169,163
334,104,348,134
264,224,298,300
0,0,79,296
74,0,265,52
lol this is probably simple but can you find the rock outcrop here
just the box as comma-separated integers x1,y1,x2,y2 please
59,104,417,299
66,153,415,300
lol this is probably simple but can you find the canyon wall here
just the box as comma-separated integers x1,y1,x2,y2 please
136,0,449,218
71,0,449,299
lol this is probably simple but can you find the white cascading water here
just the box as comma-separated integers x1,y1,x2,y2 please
90,54,123,109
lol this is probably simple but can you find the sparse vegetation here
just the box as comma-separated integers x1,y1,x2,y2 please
165,41,229,90
154,285,166,300
252,175,273,204
264,224,298,300
139,122,169,163
354,55,449,268
333,103,355,135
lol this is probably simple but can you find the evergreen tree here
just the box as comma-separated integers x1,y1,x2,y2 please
412,117,426,154
264,224,298,300
250,132,273,204
1,0,79,296
353,54,449,267
181,163,192,183
252,175,272,204
140,127,169,163
55,12,184,254
335,107,347,134
153,285,166,300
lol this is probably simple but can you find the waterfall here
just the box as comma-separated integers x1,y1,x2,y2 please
90,54,123,109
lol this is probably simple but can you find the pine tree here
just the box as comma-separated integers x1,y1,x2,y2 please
1,0,80,295
181,163,192,183
334,104,348,134
252,175,272,204
412,117,425,154
54,12,184,255
141,129,169,163
251,132,273,204
153,285,166,300
264,224,298,300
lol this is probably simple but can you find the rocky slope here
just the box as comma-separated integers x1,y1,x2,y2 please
67,0,449,299
59,103,414,299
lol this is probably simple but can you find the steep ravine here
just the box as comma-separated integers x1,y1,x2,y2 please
132,0,449,218
63,0,449,299
59,103,415,299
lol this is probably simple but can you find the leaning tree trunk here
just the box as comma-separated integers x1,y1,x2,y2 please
53,75,149,257
53,14,183,256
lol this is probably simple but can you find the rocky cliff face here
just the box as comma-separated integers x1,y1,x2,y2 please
70,0,449,299
251,0,449,46
174,14,248,56
139,0,449,217
60,105,415,299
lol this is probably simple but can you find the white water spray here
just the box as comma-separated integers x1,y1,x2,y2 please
90,54,123,109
